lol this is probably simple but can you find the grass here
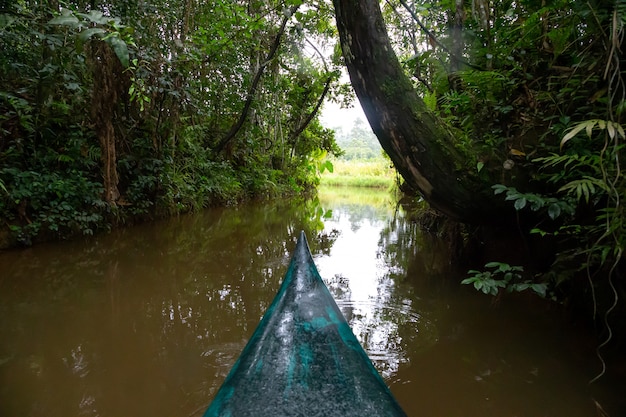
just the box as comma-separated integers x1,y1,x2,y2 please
319,159,396,188
317,184,398,211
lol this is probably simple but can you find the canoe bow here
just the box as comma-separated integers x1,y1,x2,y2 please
204,231,407,417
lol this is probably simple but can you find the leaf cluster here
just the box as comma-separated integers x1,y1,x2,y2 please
48,8,134,67
462,262,547,297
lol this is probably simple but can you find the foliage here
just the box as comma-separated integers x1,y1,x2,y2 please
0,0,342,245
0,166,105,243
375,0,626,371
48,8,135,67
462,262,547,297
331,117,382,160
492,184,575,220
492,116,624,381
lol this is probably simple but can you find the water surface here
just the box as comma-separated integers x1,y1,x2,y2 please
0,186,622,416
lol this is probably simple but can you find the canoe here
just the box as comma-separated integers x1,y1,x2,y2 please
204,231,407,417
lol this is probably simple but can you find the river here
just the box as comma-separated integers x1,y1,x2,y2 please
0,186,623,417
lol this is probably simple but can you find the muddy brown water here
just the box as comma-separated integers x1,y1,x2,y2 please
0,186,623,417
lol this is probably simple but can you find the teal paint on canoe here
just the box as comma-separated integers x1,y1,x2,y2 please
204,231,407,417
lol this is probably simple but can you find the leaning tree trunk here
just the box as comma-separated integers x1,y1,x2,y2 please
333,0,501,223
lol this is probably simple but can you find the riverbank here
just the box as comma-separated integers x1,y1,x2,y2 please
0,183,316,250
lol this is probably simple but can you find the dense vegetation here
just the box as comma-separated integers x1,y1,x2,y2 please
0,0,342,246
377,0,625,292
349,0,625,371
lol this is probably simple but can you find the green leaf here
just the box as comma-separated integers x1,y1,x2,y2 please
492,184,508,195
78,27,106,42
0,14,16,29
600,245,611,265
561,120,594,148
106,36,130,67
530,283,547,297
78,10,108,25
514,197,527,210
494,280,508,288
607,121,616,139
558,177,606,203
586,120,595,138
530,228,548,237
49,14,80,27
511,282,530,292
484,286,497,296
547,203,561,220
321,160,334,173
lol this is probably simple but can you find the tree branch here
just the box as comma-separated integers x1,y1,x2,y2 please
289,74,333,142
391,0,482,71
212,5,299,154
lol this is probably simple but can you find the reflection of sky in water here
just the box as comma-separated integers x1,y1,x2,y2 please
317,215,383,301
314,208,419,380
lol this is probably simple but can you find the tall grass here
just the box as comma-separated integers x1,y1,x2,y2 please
319,159,396,188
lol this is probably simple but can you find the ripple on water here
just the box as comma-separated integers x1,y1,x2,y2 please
332,298,438,381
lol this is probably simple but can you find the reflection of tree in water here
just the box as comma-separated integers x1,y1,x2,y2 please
378,207,420,277
323,263,430,380
316,196,443,381
324,273,352,301
378,203,454,283
314,227,340,257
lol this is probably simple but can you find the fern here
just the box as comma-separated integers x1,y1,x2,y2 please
561,119,625,149
558,176,610,203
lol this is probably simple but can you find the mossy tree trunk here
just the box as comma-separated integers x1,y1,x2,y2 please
333,0,502,223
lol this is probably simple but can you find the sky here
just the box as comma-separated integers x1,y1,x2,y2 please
320,99,367,131
318,67,367,131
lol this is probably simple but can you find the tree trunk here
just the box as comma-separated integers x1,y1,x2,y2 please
91,41,121,204
450,0,465,72
333,0,500,223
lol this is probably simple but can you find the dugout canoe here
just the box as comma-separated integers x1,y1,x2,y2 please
204,231,407,417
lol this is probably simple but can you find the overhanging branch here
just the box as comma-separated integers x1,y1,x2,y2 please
212,5,300,154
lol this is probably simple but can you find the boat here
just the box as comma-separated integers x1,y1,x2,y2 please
204,231,407,417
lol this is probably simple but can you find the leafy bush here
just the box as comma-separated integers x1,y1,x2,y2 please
0,167,105,242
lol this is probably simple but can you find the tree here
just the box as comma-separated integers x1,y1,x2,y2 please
0,0,344,244
332,0,626,364
334,118,382,160
332,0,500,223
